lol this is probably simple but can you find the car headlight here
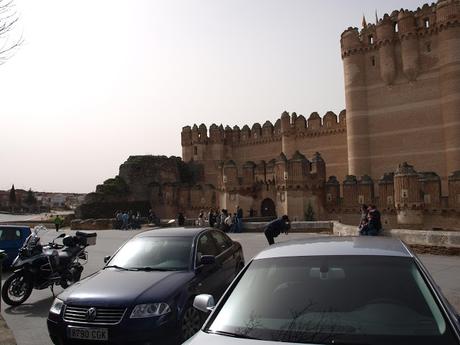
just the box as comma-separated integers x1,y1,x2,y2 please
49,298,64,315
130,303,171,318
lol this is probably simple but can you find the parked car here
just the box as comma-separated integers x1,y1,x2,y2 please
188,237,460,345
0,225,31,268
47,227,244,345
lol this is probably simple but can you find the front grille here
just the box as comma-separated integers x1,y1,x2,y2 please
63,305,126,325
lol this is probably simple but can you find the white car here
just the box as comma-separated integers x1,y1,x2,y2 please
185,237,460,345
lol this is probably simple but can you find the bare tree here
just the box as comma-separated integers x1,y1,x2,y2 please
0,0,22,64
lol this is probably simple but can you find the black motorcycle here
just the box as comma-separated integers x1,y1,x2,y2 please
2,225,97,306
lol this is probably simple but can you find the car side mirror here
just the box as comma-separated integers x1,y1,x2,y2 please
104,255,111,263
200,255,216,265
193,294,215,313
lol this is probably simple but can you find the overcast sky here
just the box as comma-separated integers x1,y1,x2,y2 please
0,0,424,193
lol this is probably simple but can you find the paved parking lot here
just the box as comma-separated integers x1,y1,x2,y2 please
1,228,459,345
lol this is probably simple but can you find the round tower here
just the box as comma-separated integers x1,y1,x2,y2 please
209,124,225,161
341,28,371,177
280,111,296,157
394,162,423,226
376,14,396,85
437,0,460,183
181,126,192,162
398,10,420,81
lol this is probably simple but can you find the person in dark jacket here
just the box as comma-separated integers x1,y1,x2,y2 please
264,215,290,245
367,205,382,236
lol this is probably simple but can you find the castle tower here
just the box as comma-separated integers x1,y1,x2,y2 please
437,0,460,180
340,28,371,177
342,175,359,209
325,176,340,209
394,162,423,226
378,172,395,210
448,171,460,210
398,10,420,81
280,111,296,158
311,152,326,181
181,126,192,162
376,14,397,85
419,172,442,209
209,124,225,161
357,174,374,205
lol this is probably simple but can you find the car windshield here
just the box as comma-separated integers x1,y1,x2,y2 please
207,256,458,345
107,236,192,271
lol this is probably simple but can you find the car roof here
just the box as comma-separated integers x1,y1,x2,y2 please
136,227,210,238
254,236,413,260
0,225,30,230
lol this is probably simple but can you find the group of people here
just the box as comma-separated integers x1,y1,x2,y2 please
195,206,244,233
358,204,382,236
115,210,142,230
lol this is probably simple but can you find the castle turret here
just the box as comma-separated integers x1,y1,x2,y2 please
190,124,206,161
341,28,371,178
394,162,423,226
222,160,238,191
419,172,442,209
378,172,395,210
181,126,192,162
280,111,296,157
311,152,326,182
275,152,288,186
325,176,340,209
209,124,225,161
358,174,374,205
376,14,396,85
437,0,460,182
398,10,420,81
448,171,460,210
342,175,359,209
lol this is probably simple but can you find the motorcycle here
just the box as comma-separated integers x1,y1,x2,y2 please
1,225,97,306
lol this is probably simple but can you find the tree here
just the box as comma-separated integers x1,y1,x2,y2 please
9,184,16,212
0,0,23,65
304,202,315,221
25,188,36,205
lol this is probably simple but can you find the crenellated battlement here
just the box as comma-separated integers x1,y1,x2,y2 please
341,1,460,58
181,110,346,147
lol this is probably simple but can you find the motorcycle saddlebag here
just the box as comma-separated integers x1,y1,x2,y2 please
75,231,97,246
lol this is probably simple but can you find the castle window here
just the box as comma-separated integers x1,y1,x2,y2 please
394,22,398,32
194,146,198,155
424,18,430,28
368,35,374,45
387,195,393,205
371,56,376,66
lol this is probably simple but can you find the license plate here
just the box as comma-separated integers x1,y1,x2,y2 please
67,326,108,341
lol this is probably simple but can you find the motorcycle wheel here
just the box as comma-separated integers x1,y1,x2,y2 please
60,264,82,289
2,272,33,306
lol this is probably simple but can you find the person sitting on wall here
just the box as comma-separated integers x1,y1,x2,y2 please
360,205,382,236
264,215,290,245
358,204,368,235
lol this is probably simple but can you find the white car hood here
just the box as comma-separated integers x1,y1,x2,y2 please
183,330,310,345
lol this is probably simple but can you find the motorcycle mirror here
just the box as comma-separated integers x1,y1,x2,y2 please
57,233,66,239
104,255,111,263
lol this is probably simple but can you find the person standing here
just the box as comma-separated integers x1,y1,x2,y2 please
208,209,215,228
263,215,290,245
367,205,382,236
178,212,185,226
236,206,243,233
54,215,63,232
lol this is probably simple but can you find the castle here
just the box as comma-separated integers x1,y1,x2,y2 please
78,1,460,229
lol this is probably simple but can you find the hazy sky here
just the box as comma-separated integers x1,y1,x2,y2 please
0,0,424,193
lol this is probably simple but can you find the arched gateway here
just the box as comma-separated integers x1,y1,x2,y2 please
260,198,276,218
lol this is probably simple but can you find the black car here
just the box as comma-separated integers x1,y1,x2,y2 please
47,227,244,345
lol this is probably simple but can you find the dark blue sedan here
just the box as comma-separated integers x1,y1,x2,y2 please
47,227,244,345
0,225,31,268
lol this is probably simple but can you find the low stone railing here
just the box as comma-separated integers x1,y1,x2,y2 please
332,221,460,248
243,221,333,233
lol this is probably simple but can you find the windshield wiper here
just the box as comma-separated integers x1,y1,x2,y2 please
208,330,259,340
104,265,132,271
129,267,177,271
